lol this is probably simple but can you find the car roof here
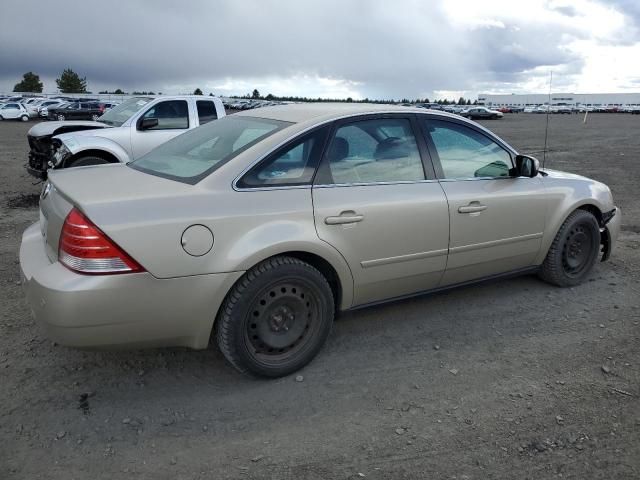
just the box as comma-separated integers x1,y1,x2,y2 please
232,102,464,124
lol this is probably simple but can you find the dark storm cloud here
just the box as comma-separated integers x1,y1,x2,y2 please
0,0,634,98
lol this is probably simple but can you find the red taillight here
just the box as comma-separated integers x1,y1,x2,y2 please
58,208,144,274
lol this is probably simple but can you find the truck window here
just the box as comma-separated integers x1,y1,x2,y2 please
142,100,189,130
197,100,218,125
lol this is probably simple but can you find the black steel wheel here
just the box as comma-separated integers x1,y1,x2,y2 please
216,256,334,377
539,210,601,287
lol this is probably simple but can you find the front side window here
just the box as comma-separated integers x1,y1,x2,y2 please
424,120,512,179
321,118,424,184
197,100,218,125
238,126,329,188
130,115,290,183
141,100,189,129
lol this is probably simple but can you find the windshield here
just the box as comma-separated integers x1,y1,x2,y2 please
98,96,153,126
130,115,291,184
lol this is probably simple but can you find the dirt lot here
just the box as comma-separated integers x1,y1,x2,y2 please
1,113,639,480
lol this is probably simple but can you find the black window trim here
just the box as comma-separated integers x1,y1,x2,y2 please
419,116,516,181
313,113,437,187
136,99,190,131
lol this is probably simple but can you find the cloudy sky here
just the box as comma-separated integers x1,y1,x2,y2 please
1,0,639,100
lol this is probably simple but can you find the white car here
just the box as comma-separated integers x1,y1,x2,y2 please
0,102,30,121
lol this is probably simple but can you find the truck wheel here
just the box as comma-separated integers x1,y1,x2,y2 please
216,256,334,377
67,156,110,168
538,210,601,287
57,114,66,121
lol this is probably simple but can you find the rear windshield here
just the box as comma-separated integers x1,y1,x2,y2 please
98,96,153,127
129,115,291,184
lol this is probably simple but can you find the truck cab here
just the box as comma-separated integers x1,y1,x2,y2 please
27,95,226,179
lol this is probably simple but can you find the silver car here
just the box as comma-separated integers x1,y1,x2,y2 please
20,104,621,377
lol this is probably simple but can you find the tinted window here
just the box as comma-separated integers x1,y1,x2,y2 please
142,100,189,129
130,115,289,183
197,100,218,125
425,120,512,179
238,126,329,188
323,118,424,184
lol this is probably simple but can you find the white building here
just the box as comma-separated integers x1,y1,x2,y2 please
477,92,640,107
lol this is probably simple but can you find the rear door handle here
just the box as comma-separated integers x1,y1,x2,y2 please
458,203,487,214
325,211,364,225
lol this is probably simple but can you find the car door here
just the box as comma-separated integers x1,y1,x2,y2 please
130,99,191,159
420,117,546,286
312,115,450,307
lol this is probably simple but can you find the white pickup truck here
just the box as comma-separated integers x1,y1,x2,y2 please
27,95,225,179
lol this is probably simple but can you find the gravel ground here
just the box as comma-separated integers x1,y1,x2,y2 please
1,113,639,480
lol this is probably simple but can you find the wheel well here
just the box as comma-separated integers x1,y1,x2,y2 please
65,149,119,167
272,251,342,310
577,204,603,226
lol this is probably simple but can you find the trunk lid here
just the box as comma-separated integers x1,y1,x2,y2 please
40,164,196,264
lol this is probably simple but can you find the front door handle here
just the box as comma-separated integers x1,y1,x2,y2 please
325,210,364,225
458,203,487,214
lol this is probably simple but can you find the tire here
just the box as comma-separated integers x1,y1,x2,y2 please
216,256,335,377
538,210,601,287
66,155,110,168
57,114,66,121
91,114,100,121
491,114,498,119
21,115,29,122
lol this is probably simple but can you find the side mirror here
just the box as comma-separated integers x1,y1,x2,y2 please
138,117,159,130
512,154,540,178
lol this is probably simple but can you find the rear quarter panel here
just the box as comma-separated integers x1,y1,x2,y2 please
84,187,355,309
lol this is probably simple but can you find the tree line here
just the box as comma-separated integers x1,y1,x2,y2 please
11,71,477,105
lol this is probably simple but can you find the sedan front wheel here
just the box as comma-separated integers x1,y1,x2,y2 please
216,256,334,377
539,210,601,287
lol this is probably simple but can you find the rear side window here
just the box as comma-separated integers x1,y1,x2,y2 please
319,118,424,184
197,100,218,125
142,100,189,129
237,126,329,188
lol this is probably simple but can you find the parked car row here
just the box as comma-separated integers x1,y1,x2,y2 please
223,99,288,110
493,104,640,114
0,95,121,121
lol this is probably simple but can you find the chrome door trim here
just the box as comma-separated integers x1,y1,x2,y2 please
361,248,448,268
449,232,544,254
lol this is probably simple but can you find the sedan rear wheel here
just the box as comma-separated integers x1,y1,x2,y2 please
21,115,29,122
91,114,100,121
57,114,66,121
539,210,601,287
216,256,334,377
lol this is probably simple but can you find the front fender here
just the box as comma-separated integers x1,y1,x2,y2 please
56,135,131,166
535,175,616,265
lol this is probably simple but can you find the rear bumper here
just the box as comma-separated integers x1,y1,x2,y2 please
19,223,243,350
